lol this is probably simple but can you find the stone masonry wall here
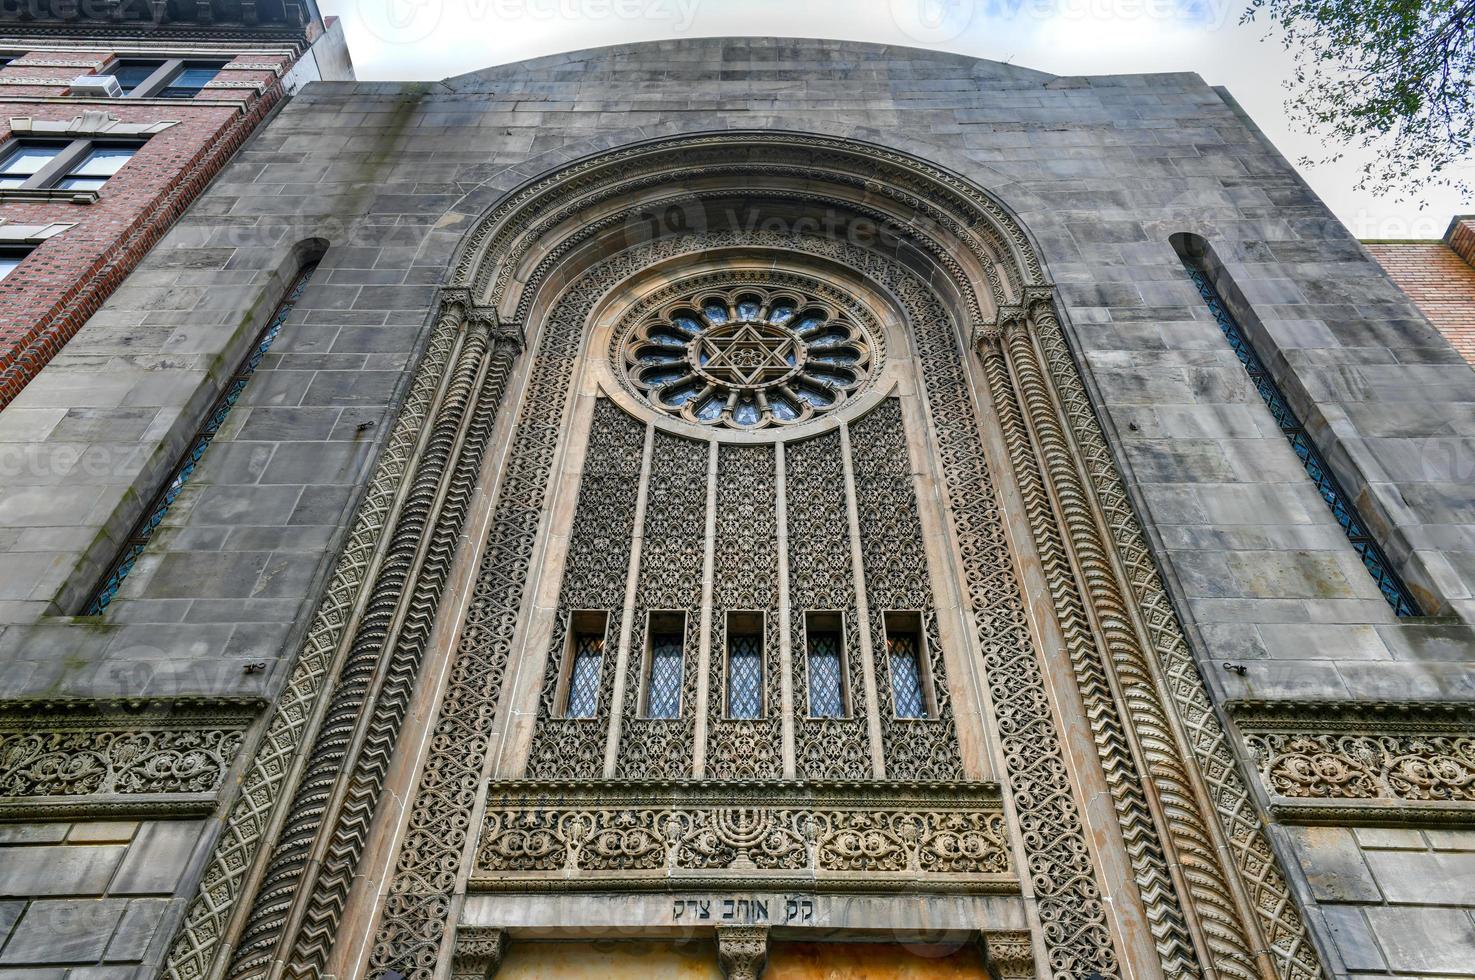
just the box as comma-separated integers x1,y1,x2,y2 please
0,38,1472,976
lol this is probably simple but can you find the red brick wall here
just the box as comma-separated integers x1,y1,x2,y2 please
0,50,291,408
1366,236,1475,366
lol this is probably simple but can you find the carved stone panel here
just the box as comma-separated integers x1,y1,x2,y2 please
472,781,1012,892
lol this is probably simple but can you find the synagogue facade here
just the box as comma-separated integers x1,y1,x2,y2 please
0,37,1472,980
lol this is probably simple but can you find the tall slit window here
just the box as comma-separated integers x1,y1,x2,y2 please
884,611,929,720
725,612,764,720
804,611,847,718
560,611,608,719
644,613,686,719
83,263,317,614
1181,256,1421,616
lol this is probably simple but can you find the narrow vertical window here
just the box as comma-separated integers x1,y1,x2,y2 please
725,612,763,720
884,612,929,720
1180,252,1421,616
804,611,846,718
559,611,609,719
644,613,686,719
84,263,317,614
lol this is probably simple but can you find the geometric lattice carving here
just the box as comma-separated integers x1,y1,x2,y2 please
785,431,872,778
849,399,963,779
708,443,782,779
525,400,645,779
613,431,707,778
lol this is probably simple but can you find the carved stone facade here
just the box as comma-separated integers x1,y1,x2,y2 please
7,35,1475,980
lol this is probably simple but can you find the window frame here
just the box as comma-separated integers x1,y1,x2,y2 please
639,610,687,720
0,137,142,192
723,610,765,721
881,610,936,721
802,610,850,719
554,610,610,720
0,246,34,281
107,57,228,99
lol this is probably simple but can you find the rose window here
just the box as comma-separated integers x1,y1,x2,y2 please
621,287,874,429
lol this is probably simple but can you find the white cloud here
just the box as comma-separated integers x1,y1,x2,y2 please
320,0,1469,236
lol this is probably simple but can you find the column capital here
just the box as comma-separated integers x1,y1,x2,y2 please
451,926,507,980
716,925,769,980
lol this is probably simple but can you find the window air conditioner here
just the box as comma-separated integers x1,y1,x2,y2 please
70,75,123,98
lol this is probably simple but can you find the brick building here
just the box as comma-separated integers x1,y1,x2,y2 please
1365,216,1475,364
0,0,351,409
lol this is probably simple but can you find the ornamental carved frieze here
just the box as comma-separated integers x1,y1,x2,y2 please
1233,701,1475,819
0,698,255,816
472,782,1011,892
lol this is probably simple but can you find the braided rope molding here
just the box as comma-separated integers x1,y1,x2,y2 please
978,328,1203,980
227,300,523,980
160,306,463,980
287,333,520,978
224,299,486,980
996,313,1270,980
1031,305,1324,980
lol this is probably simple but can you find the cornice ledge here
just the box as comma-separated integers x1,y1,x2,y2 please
1225,697,1475,723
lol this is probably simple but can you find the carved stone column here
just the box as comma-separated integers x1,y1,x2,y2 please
451,927,507,980
716,926,769,980
222,288,525,980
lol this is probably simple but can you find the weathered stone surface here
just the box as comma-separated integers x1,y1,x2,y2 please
2,33,1474,980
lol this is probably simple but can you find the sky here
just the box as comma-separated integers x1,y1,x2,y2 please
320,0,1472,239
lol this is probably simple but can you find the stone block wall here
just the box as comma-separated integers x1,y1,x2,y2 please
0,820,205,976
0,37,1471,977
1287,825,1475,977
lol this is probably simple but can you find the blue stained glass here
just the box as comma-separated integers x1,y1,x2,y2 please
727,632,763,719
703,302,728,324
888,633,927,719
737,299,762,320
84,265,316,615
565,632,604,719
646,631,684,718
806,630,844,718
1186,267,1419,617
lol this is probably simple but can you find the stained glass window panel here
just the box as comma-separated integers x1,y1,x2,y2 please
727,632,763,719
565,632,604,719
888,632,927,719
806,630,844,718
646,631,684,718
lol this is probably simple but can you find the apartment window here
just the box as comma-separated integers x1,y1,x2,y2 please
0,141,64,188
0,139,140,192
0,248,32,281
643,613,686,719
54,146,137,190
725,612,763,720
804,611,847,719
559,612,608,720
158,63,224,98
109,58,227,99
883,612,930,720
110,59,166,94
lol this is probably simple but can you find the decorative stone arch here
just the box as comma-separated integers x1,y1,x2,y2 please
162,131,1325,980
